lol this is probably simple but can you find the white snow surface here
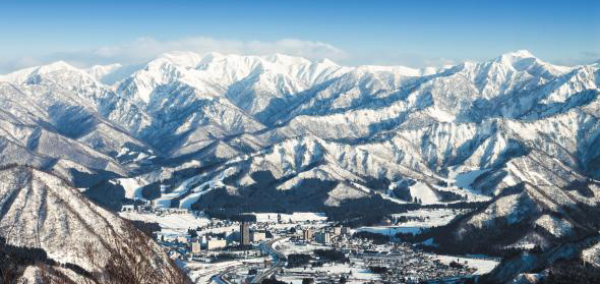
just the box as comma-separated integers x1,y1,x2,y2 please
117,177,147,199
0,166,179,278
119,211,210,235
1,51,600,263
432,254,500,275
252,212,327,223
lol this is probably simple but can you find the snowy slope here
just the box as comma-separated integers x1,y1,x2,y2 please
0,165,185,283
0,50,598,212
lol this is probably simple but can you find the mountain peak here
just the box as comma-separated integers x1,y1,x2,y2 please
504,49,535,58
159,51,204,68
0,60,91,85
494,50,536,62
492,50,541,70
36,60,78,73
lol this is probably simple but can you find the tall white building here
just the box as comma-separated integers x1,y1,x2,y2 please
191,241,202,255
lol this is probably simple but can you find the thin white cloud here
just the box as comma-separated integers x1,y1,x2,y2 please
93,37,349,62
0,57,45,73
0,36,597,74
550,51,600,66
349,51,457,68
0,37,349,73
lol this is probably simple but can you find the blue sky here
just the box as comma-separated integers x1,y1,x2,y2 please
0,0,598,72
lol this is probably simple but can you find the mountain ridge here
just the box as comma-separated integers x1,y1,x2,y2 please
1,49,599,282
0,164,188,283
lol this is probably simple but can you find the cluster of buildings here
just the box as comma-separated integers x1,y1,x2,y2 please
363,244,478,282
239,221,268,246
161,220,274,261
121,201,188,215
275,236,478,283
299,225,350,245
189,236,227,254
139,208,483,283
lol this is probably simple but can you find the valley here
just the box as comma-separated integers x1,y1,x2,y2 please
0,50,599,283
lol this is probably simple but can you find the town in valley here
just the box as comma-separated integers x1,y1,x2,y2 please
120,203,499,284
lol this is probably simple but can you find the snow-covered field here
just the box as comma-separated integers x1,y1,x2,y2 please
392,208,468,227
408,182,441,204
277,242,331,256
434,168,493,202
119,211,210,236
185,255,273,283
115,177,147,199
356,226,423,236
185,260,243,284
431,254,500,275
253,212,328,223
284,263,381,283
357,208,467,236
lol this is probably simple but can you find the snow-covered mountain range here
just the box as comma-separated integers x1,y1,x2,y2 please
1,51,599,276
1,50,598,205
